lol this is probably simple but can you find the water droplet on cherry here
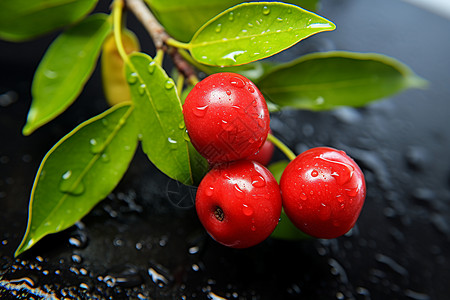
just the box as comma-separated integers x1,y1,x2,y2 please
193,105,208,117
230,76,246,88
251,175,266,187
318,203,331,221
242,204,253,216
205,186,214,197
234,184,244,198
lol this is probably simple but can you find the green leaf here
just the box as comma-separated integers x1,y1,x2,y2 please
15,103,139,257
23,13,112,135
126,52,208,185
198,61,276,82
286,0,319,12
145,0,319,43
271,210,312,240
268,160,289,184
267,160,311,240
188,2,335,66
257,51,428,111
0,0,98,42
145,0,243,42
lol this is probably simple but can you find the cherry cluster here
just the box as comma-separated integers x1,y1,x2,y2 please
183,72,366,248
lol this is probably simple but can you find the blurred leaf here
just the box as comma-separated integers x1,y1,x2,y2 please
145,0,242,42
188,2,335,66
15,103,139,256
271,210,312,240
0,0,98,42
126,52,208,185
257,51,428,111
101,29,140,106
268,160,312,240
198,60,276,82
23,13,112,135
268,160,289,184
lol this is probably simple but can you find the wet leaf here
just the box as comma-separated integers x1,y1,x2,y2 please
23,13,112,135
15,103,139,257
145,0,319,43
287,0,319,12
144,0,242,42
126,52,208,185
257,51,428,110
188,2,335,66
101,29,140,106
0,0,98,42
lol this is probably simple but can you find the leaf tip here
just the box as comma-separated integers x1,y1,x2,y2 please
22,108,39,135
22,124,34,136
408,75,429,90
14,237,34,257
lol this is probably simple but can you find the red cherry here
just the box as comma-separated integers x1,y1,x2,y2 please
196,160,282,248
183,72,270,164
248,131,274,166
280,147,366,239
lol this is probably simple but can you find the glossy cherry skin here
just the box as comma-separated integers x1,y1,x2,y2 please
196,160,282,248
183,72,270,164
248,131,274,166
280,147,366,239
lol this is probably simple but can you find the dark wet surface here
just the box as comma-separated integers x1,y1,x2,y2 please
1,0,450,299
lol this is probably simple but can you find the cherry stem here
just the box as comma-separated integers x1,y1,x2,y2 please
214,207,224,221
112,0,130,65
176,73,184,96
267,133,296,161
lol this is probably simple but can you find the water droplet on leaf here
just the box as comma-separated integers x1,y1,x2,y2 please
99,153,109,163
44,69,58,79
59,170,85,196
127,72,138,84
262,6,270,15
167,137,178,149
148,61,156,74
89,138,105,154
138,83,146,95
164,80,174,90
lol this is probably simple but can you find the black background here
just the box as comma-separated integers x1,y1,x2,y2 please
1,0,449,299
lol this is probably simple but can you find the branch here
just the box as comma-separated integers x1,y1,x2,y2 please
125,0,199,85
125,0,168,49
